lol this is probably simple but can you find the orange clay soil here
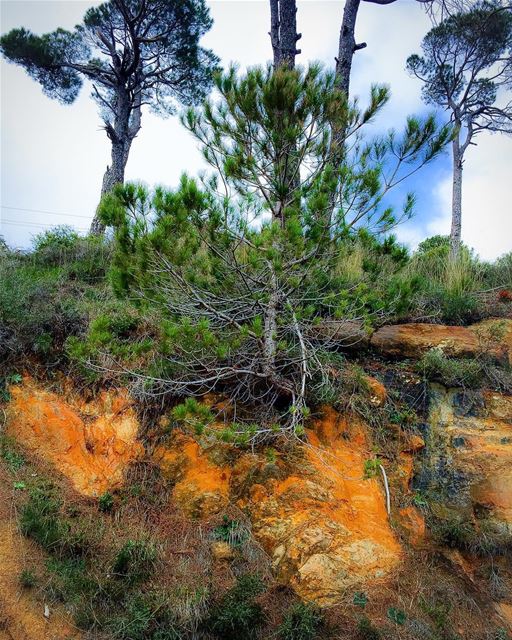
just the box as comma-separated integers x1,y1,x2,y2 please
6,378,143,497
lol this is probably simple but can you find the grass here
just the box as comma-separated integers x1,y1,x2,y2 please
277,602,323,640
206,574,266,639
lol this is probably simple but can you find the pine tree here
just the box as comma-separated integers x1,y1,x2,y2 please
99,65,450,440
407,1,512,257
1,0,219,234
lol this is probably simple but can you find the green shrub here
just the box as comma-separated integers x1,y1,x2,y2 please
112,540,157,586
211,516,248,547
20,487,67,551
33,225,80,257
107,594,181,640
98,491,114,513
417,348,483,388
0,435,25,471
206,574,265,639
20,486,88,557
19,569,37,588
278,602,323,640
357,616,382,640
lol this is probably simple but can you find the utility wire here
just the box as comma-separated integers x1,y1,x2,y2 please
1,205,92,220
1,219,89,231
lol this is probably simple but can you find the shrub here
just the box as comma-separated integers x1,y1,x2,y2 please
20,487,67,552
357,616,382,640
112,540,157,586
20,486,89,557
206,574,265,639
211,516,249,547
417,348,483,388
33,225,80,258
19,569,37,588
278,602,323,640
98,491,114,513
0,435,25,471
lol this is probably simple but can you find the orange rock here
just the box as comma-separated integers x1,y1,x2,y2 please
6,379,142,497
397,506,426,547
240,407,403,604
402,434,425,453
429,386,512,533
371,323,478,359
154,433,231,518
397,453,414,492
364,376,387,406
371,319,512,363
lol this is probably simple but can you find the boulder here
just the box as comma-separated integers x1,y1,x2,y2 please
238,408,402,604
371,318,512,363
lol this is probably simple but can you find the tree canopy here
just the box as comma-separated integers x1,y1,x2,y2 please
1,0,219,233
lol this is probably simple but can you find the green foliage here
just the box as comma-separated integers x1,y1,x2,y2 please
19,569,37,588
363,458,381,480
112,540,157,586
419,596,452,632
98,491,114,513
99,64,449,437
417,348,483,388
33,225,80,254
0,435,25,471
0,248,89,365
1,2,218,110
357,617,382,640
212,516,248,547
387,607,406,625
277,602,323,640
206,574,265,639
353,592,368,608
20,486,86,556
407,2,512,116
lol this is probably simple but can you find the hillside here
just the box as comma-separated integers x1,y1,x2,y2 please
1,234,512,640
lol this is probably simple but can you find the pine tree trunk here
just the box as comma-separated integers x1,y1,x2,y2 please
450,131,463,260
336,0,361,96
269,0,300,69
89,89,141,236
89,141,130,235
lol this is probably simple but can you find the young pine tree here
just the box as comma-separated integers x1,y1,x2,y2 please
99,64,450,440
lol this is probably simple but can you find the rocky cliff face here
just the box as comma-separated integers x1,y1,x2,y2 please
2,319,512,637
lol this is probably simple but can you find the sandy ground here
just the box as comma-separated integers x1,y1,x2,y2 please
0,478,81,640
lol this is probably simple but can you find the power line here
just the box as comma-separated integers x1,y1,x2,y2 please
1,205,92,220
1,219,89,231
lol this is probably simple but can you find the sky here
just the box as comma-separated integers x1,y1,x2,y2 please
0,0,511,260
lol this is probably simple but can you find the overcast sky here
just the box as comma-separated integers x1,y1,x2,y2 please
1,0,511,259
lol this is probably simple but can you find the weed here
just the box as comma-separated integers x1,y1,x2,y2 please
19,569,37,588
112,539,157,586
363,458,380,479
417,348,483,388
357,616,382,640
387,607,406,625
353,592,368,608
278,602,323,640
98,491,114,513
0,436,25,472
212,516,249,547
206,574,265,639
